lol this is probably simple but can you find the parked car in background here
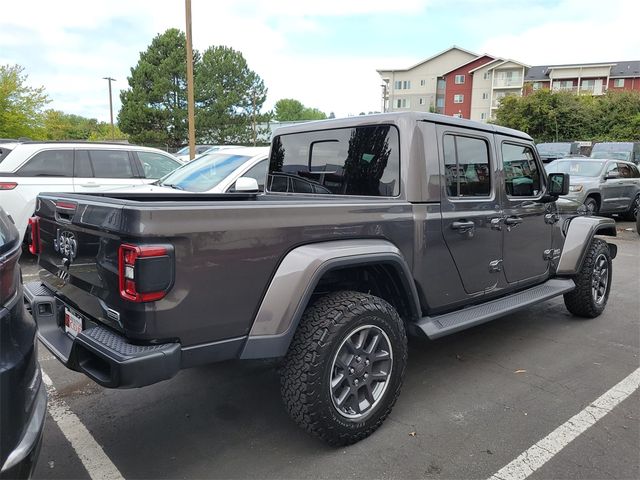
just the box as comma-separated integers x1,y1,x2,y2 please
0,141,181,243
546,158,640,218
536,142,581,162
590,142,640,164
0,207,46,479
115,147,269,194
174,145,212,162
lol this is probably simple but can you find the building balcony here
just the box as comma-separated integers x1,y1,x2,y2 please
551,84,607,95
493,78,523,88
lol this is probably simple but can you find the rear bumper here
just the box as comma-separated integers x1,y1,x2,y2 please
0,383,46,479
24,282,181,389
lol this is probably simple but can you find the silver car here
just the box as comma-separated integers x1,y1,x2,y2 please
546,158,640,219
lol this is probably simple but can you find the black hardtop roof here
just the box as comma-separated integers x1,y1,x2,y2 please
272,112,532,141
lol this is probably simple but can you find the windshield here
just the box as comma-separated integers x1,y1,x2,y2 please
546,160,605,177
175,146,190,156
537,143,571,155
160,153,251,192
590,151,631,161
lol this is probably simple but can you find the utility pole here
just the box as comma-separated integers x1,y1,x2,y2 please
103,77,116,140
185,0,196,160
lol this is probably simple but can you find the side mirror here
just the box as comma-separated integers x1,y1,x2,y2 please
548,172,569,196
603,171,620,180
233,177,260,192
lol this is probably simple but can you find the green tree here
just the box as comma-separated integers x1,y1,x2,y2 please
0,64,49,138
195,46,267,144
274,98,327,121
493,89,640,142
37,110,127,141
118,29,196,148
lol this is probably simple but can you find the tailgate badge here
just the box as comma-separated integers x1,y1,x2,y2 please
54,229,78,261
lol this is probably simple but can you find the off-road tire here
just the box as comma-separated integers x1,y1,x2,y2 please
280,290,407,446
622,194,640,221
584,196,599,215
563,238,612,318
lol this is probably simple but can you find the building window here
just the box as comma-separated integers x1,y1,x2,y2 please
436,97,444,108
419,98,425,105
394,80,401,89
454,74,465,84
420,79,426,86
481,112,487,120
454,94,464,104
482,92,488,100
396,98,409,108
437,78,446,90
532,82,541,90
483,72,490,80
614,78,625,87
403,80,411,89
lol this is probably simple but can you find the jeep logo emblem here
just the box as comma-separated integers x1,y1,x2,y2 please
54,229,78,261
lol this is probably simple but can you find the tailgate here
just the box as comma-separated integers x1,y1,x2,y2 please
35,194,130,332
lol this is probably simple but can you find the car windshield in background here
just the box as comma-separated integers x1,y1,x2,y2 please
590,151,631,161
160,153,251,192
546,160,605,177
537,143,571,155
175,146,190,156
0,146,13,163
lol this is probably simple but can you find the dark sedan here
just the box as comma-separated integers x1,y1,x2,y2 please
0,208,46,479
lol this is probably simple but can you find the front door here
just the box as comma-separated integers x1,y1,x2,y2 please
438,127,503,295
600,162,627,212
498,139,553,284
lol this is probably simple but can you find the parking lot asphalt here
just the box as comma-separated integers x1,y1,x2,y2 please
23,220,639,480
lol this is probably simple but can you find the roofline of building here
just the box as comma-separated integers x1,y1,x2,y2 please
545,63,617,70
377,45,479,74
439,54,496,76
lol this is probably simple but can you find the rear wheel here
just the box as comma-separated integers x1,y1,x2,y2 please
622,194,639,221
280,290,407,446
563,238,612,318
583,197,599,215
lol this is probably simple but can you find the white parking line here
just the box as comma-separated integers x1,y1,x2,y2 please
42,371,124,480
488,367,640,480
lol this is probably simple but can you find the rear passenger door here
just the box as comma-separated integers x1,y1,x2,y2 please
73,149,144,192
499,139,552,285
437,126,503,295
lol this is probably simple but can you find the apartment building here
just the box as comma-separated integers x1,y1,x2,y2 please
378,49,640,123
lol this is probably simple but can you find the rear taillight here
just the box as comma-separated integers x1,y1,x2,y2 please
118,244,174,302
28,216,40,255
0,182,17,190
0,252,18,303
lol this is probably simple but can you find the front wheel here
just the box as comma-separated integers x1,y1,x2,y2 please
583,197,599,215
280,291,407,446
563,238,612,318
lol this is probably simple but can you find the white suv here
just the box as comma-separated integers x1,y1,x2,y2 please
0,142,181,242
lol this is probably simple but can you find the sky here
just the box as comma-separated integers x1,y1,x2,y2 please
1,0,639,122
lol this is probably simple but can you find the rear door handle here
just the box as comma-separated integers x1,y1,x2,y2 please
504,216,523,226
451,220,475,232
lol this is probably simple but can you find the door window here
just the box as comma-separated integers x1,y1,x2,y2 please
605,163,619,177
617,163,633,178
88,150,134,178
136,152,179,179
443,134,491,197
502,143,543,197
74,150,94,177
17,150,73,176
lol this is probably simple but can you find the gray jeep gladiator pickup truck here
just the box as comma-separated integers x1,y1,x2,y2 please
24,112,617,445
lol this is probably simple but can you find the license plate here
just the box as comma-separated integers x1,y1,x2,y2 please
64,307,83,337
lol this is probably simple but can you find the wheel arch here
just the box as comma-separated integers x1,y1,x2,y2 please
240,239,420,359
556,216,616,276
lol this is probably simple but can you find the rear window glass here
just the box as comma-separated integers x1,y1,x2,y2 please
0,146,13,163
17,150,73,177
268,125,400,196
443,134,491,197
88,150,133,178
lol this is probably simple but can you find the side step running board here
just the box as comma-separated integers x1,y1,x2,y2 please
417,278,575,339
